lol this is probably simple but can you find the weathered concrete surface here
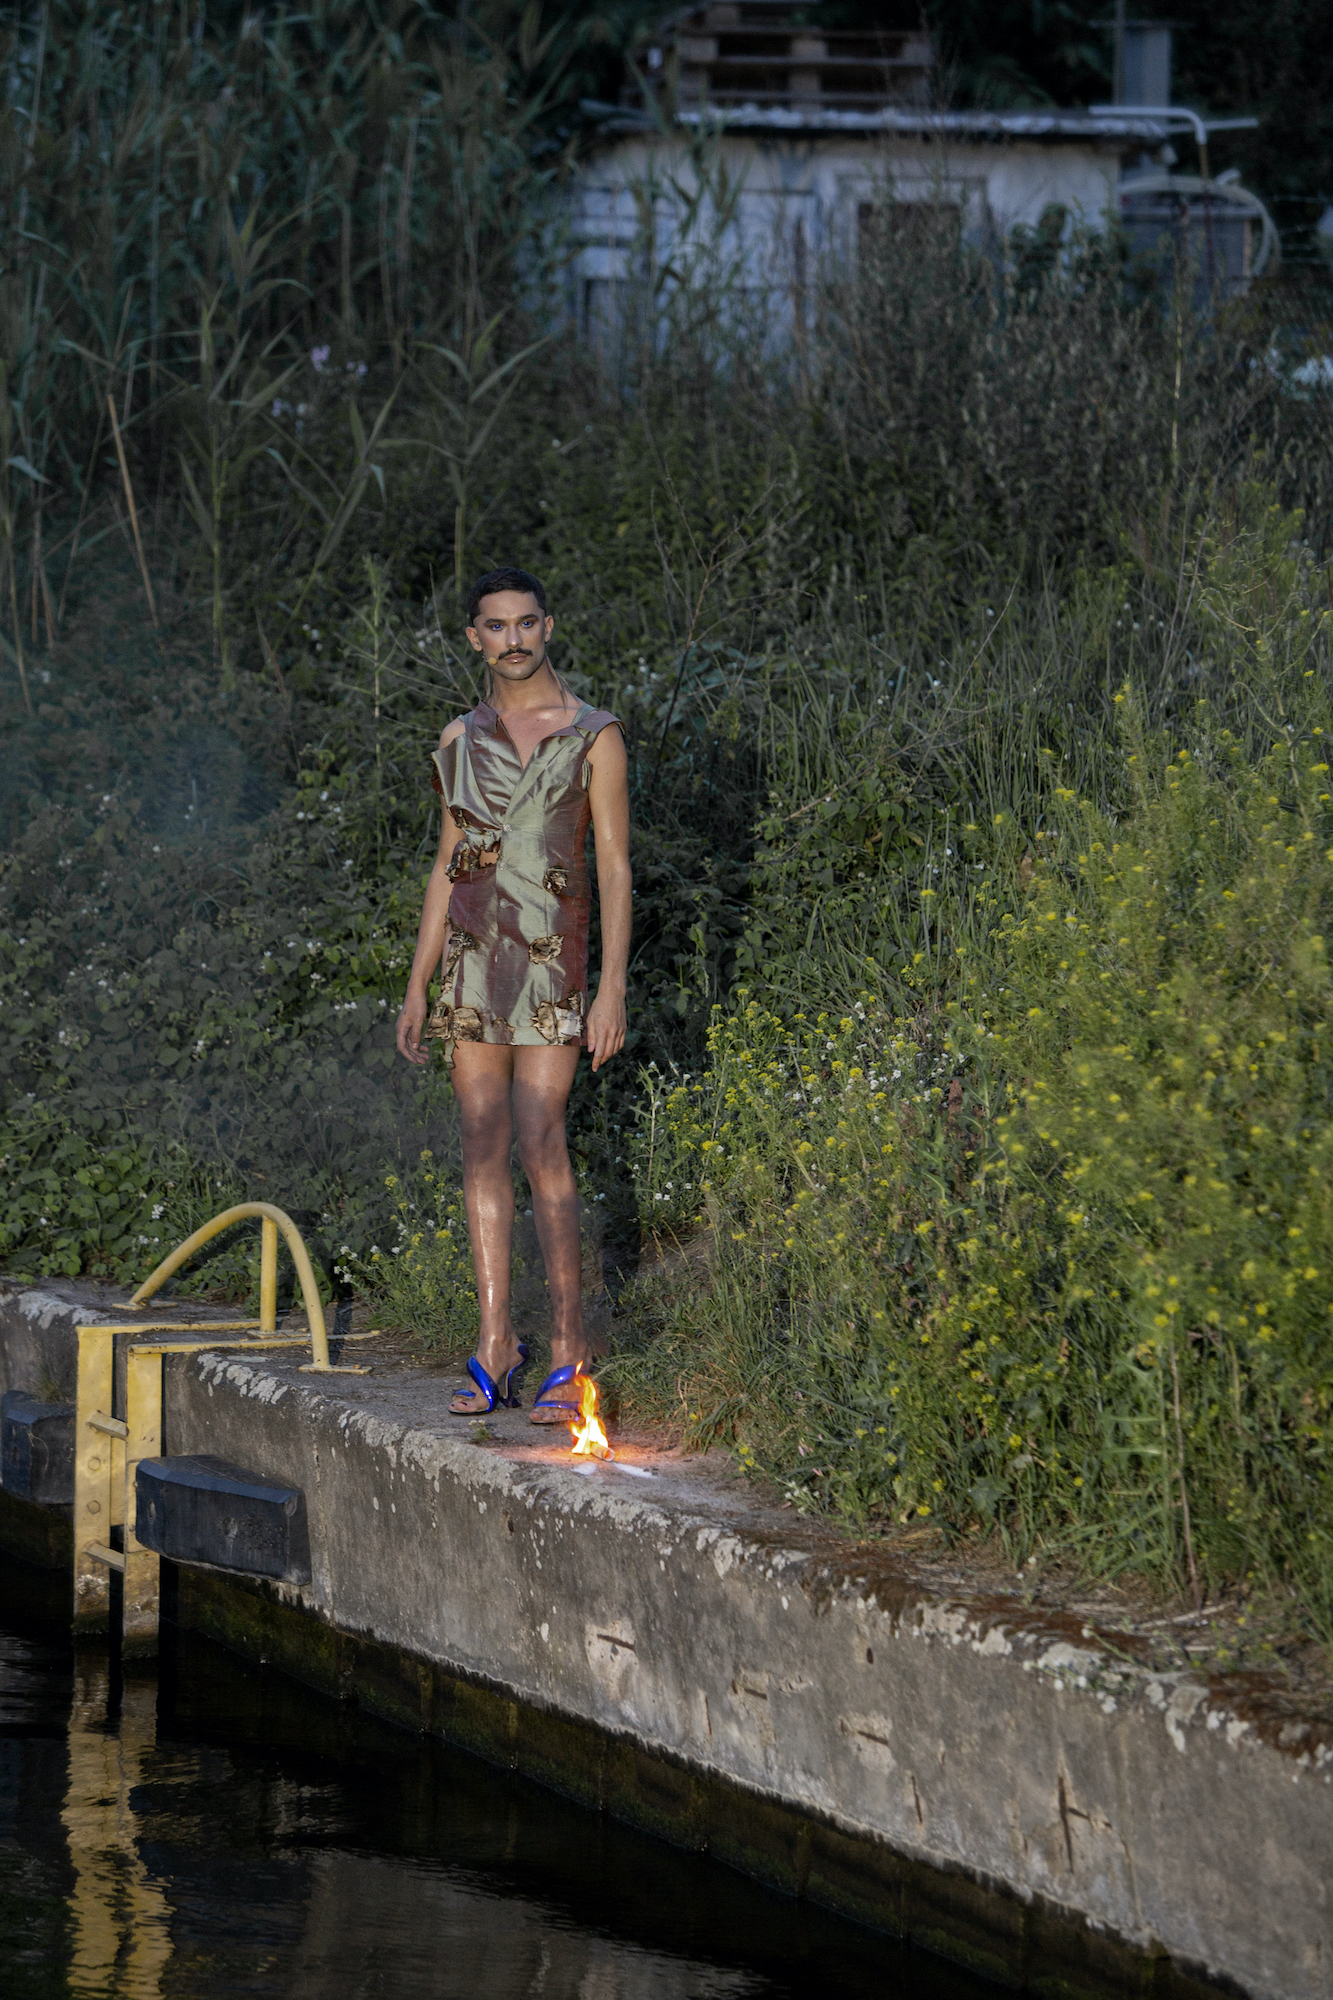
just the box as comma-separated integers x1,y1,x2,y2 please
4,1279,1332,2000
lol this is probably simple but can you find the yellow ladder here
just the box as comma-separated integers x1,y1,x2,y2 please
74,1202,371,1652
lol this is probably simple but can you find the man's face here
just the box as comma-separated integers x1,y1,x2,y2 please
465,591,555,687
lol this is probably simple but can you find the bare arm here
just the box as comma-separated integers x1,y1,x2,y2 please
397,722,465,1067
585,724,631,1074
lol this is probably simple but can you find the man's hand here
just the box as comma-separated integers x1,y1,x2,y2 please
586,987,626,1073
397,987,431,1066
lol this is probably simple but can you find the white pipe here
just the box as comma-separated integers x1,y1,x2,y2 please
1090,106,1259,144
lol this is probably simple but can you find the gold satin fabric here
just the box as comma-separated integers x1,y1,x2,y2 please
423,698,620,1065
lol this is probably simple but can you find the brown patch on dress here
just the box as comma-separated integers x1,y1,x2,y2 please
422,999,485,1070
527,934,563,966
542,865,569,896
444,929,478,978
452,1005,484,1041
531,1000,562,1044
447,827,502,881
555,990,585,1042
493,1017,514,1045
533,992,584,1044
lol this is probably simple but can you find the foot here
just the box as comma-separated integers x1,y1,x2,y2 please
528,1339,592,1425
450,1328,526,1415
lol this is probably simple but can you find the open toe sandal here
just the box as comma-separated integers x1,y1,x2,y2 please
452,1342,529,1415
529,1360,588,1424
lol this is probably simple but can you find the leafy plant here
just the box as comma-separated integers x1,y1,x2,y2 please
338,1150,478,1351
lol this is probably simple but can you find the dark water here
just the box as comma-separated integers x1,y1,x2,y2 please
0,1558,991,2000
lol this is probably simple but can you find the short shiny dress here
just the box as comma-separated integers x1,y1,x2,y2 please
422,698,621,1067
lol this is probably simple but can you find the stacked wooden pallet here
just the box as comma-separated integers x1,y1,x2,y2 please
634,2,933,115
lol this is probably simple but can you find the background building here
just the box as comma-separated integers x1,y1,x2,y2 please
571,3,1273,340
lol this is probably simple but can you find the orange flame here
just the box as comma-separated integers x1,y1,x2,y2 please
570,1369,614,1460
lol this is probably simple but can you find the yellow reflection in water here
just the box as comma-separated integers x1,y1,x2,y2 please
61,1656,174,1999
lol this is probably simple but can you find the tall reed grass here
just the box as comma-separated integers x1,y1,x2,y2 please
0,0,575,691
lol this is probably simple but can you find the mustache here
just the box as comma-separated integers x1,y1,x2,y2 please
499,646,533,658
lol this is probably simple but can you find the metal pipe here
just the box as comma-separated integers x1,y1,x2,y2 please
128,1201,337,1369
259,1216,278,1333
1090,105,1257,183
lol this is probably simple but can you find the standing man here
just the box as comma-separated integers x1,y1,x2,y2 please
396,568,631,1423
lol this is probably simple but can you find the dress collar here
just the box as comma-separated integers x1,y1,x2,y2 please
474,698,589,736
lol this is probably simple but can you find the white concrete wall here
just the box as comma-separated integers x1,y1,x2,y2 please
570,129,1123,322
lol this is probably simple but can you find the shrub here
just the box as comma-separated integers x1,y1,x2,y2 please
610,692,1333,1636
0,1086,259,1292
346,1151,478,1353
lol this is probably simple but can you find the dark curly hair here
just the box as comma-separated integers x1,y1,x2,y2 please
466,566,547,623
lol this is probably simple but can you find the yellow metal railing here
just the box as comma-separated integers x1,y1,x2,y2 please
74,1201,372,1648
127,1200,352,1371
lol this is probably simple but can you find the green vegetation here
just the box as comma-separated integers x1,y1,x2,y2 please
3,4,1333,1632
618,526,1333,1632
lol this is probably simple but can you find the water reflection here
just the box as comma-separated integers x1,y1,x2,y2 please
286,1857,757,1999
0,1559,989,2000
63,1665,173,1998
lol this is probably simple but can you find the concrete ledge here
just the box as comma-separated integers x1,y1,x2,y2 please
3,1279,1331,2000
173,1559,1220,2000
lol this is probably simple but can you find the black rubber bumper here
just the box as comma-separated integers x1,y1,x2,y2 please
1,1390,75,1506
135,1453,311,1583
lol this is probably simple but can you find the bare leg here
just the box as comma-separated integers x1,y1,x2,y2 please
448,1042,523,1414
513,1044,586,1424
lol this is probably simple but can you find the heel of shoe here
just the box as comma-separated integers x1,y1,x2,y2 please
507,1341,531,1406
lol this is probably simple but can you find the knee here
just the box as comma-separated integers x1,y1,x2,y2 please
460,1102,511,1158
516,1117,569,1189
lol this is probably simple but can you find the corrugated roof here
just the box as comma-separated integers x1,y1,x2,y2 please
589,103,1169,143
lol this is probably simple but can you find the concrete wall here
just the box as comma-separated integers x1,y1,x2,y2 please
170,1349,1331,2000
4,1280,1331,2000
570,130,1123,329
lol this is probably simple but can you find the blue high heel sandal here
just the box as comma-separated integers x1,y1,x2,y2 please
529,1360,587,1424
454,1341,529,1415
